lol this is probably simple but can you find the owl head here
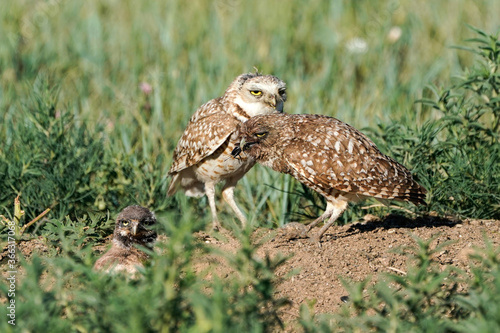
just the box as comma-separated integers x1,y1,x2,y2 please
232,114,286,159
225,72,287,117
113,205,157,249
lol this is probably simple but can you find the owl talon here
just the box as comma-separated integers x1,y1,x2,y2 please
212,222,221,231
308,235,323,248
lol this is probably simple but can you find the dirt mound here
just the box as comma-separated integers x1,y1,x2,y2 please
195,214,500,328
3,214,498,330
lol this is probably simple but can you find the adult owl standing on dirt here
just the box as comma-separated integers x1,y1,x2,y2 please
233,113,427,243
94,205,157,276
168,73,287,230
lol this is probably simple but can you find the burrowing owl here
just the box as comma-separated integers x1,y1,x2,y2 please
168,73,287,230
233,113,427,242
94,205,157,276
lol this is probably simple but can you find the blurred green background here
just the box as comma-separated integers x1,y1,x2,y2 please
1,0,499,226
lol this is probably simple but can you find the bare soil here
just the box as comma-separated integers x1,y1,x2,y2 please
194,213,500,329
3,213,500,331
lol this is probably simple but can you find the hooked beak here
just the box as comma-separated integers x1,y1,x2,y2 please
131,220,139,235
266,95,283,112
269,95,276,108
275,99,284,112
231,137,255,158
239,138,255,151
240,138,247,151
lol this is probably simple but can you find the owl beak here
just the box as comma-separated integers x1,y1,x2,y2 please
239,138,256,151
131,220,139,235
271,93,285,112
270,96,276,108
265,95,277,109
275,99,284,112
239,138,247,152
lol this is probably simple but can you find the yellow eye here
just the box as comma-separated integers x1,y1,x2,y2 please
256,132,267,138
121,221,129,226
250,90,262,96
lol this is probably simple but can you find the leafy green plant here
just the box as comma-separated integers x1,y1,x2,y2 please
0,75,171,225
0,76,108,220
368,27,500,220
0,212,289,332
450,239,500,332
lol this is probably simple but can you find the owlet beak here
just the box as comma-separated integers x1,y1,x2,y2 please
131,220,139,235
264,94,278,110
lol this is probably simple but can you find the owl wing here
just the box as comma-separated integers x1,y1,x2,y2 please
282,118,426,203
282,139,355,193
169,99,239,174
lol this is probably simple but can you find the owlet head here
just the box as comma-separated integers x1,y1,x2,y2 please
113,205,157,248
227,72,287,117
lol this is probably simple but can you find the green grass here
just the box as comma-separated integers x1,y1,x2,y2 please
1,206,291,332
1,0,499,224
0,0,499,331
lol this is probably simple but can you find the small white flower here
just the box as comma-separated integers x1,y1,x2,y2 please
346,37,368,54
387,26,402,43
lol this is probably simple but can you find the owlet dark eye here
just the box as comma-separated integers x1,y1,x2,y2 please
250,90,262,96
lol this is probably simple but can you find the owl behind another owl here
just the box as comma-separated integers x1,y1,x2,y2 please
234,113,427,243
167,72,287,230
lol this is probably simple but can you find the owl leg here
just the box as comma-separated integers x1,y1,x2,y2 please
222,184,247,226
310,200,348,245
205,183,221,231
305,201,335,232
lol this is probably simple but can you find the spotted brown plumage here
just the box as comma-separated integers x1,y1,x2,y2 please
234,113,427,243
168,73,287,230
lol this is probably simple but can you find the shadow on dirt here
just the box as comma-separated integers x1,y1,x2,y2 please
347,214,461,234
